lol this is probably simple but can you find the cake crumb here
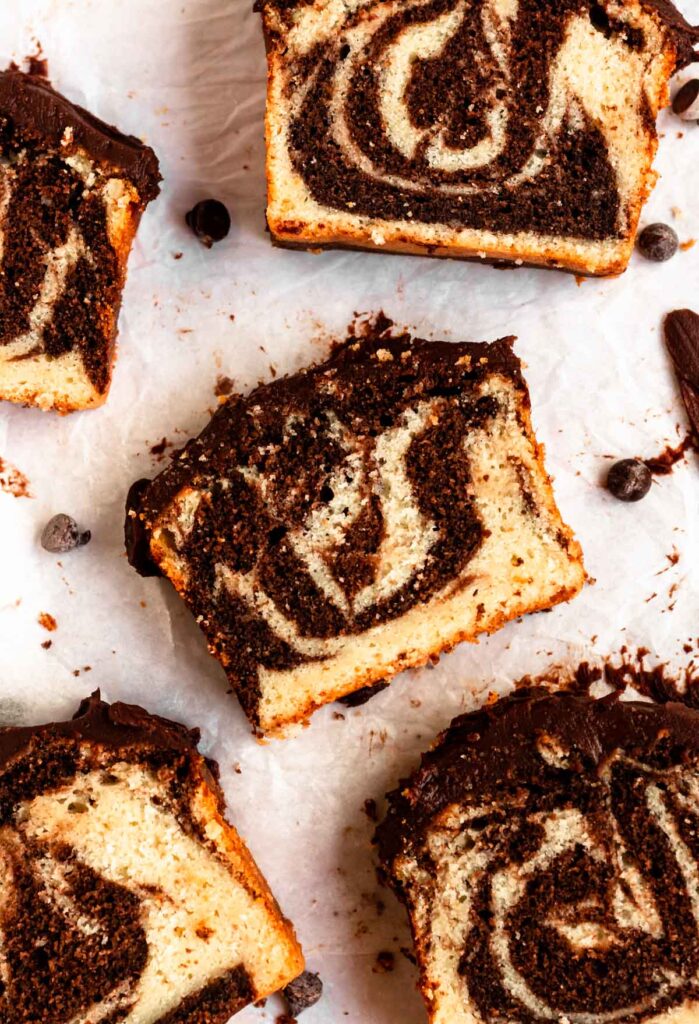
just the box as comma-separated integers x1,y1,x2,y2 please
680,238,696,251
0,458,32,498
37,612,57,632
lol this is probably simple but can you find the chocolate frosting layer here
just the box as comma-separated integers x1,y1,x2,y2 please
0,690,199,776
378,689,699,1024
269,0,697,237
0,68,161,199
127,327,528,715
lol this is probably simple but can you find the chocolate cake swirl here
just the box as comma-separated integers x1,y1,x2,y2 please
263,0,698,273
0,693,303,1022
127,325,584,735
0,68,160,411
377,689,699,1024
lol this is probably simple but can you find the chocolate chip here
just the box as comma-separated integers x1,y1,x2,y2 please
606,460,652,502
636,223,679,262
41,514,91,553
282,971,323,1017
672,80,699,119
185,199,231,248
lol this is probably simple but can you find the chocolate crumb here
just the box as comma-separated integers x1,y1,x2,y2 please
283,971,323,1017
214,375,235,397
338,681,389,707
40,640,52,650
150,437,169,456
185,199,231,248
643,435,695,475
373,951,395,973
606,459,652,501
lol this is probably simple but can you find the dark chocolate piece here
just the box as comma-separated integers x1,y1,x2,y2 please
636,222,679,261
186,199,232,247
606,458,652,500
665,309,699,443
672,78,699,115
338,680,389,707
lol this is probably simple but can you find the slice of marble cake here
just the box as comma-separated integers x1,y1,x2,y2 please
377,688,699,1024
125,325,584,736
0,693,304,1022
261,0,698,275
0,67,160,412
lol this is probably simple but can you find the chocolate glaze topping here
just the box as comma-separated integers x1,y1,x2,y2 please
127,328,535,720
377,689,699,1024
269,0,696,237
0,68,160,200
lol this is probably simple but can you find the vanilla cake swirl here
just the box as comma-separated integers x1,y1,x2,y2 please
0,69,160,412
0,693,304,1022
125,324,584,736
262,0,698,275
377,689,699,1024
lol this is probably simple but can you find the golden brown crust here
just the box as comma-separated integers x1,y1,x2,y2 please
192,770,305,994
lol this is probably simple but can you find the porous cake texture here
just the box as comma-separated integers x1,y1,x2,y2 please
377,689,699,1024
0,693,304,1022
0,68,160,412
262,0,698,275
126,323,584,736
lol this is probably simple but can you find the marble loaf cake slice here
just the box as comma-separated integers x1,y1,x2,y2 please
0,68,160,412
126,325,585,736
262,0,698,275
0,693,304,1022
377,689,699,1024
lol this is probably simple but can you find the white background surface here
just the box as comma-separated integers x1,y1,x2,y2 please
0,1,698,1021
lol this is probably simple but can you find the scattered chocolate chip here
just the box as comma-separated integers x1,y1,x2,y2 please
673,80,699,119
338,680,389,707
185,199,231,248
636,223,679,262
41,514,90,553
606,459,652,502
282,971,323,1017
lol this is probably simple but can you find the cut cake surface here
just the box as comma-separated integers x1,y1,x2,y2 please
0,68,160,412
126,324,584,736
0,693,304,1022
377,688,699,1024
262,0,698,275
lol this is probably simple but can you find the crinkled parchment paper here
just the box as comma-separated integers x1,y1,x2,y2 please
0,1,697,1020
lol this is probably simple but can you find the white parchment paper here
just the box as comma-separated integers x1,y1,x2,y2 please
0,1,698,1020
